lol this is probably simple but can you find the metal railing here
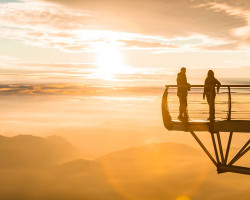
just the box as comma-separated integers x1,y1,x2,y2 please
164,85,250,121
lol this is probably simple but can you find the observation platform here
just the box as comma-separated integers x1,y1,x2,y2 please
162,85,250,175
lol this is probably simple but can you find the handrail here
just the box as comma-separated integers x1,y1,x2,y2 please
165,85,250,88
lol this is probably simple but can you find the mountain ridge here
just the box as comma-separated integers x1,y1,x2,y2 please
0,134,81,168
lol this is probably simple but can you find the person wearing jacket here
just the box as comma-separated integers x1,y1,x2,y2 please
203,70,221,121
177,67,190,121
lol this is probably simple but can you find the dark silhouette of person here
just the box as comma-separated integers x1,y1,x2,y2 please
177,67,190,121
203,70,221,121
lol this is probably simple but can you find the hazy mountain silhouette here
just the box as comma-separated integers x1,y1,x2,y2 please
0,135,81,168
95,142,250,200
0,135,123,200
57,159,102,174
96,142,207,175
0,135,249,200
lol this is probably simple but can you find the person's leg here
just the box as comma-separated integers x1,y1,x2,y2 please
178,94,184,119
183,95,188,119
206,94,211,120
207,94,215,121
210,96,215,120
178,94,188,120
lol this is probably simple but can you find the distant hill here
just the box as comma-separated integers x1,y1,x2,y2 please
0,137,249,200
0,135,81,168
96,142,210,182
95,142,250,200
57,159,103,174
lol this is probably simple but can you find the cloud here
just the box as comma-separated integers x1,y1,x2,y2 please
1,0,250,57
0,62,96,84
37,0,248,39
0,84,163,96
0,2,178,52
0,1,105,51
0,1,94,30
195,0,250,10
199,42,239,50
1,0,250,53
119,40,178,49
0,61,174,85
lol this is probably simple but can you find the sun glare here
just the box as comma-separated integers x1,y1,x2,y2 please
94,43,129,80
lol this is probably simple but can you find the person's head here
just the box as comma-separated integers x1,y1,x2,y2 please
207,70,214,78
180,67,186,74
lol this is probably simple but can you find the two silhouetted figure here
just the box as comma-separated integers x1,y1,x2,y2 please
177,68,221,121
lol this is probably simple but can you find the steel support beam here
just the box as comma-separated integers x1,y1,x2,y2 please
217,165,250,175
225,132,233,164
210,133,220,163
228,146,250,166
216,132,225,165
228,139,250,166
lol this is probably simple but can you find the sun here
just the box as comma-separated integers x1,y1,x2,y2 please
94,43,128,80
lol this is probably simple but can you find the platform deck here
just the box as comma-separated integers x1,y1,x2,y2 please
171,120,250,132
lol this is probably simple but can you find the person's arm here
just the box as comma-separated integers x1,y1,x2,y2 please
187,83,191,91
184,76,188,85
203,81,206,100
184,75,191,91
216,79,221,93
203,90,206,100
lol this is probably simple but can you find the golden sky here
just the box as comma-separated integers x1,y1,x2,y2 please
1,0,250,91
0,0,250,143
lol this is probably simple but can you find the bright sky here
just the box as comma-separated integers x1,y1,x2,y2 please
0,0,250,145
1,0,250,90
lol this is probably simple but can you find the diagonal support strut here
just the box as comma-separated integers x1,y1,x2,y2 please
216,132,225,165
225,132,233,164
228,139,250,166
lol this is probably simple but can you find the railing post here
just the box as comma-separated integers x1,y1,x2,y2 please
227,86,232,120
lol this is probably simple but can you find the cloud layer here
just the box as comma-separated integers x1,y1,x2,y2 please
1,0,250,51
38,0,250,41
0,84,163,96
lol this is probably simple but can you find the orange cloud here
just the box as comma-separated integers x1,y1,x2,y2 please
119,40,178,49
2,0,250,52
37,0,248,40
0,84,163,96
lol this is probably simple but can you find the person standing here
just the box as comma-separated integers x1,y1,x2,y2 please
177,67,190,121
203,70,221,121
